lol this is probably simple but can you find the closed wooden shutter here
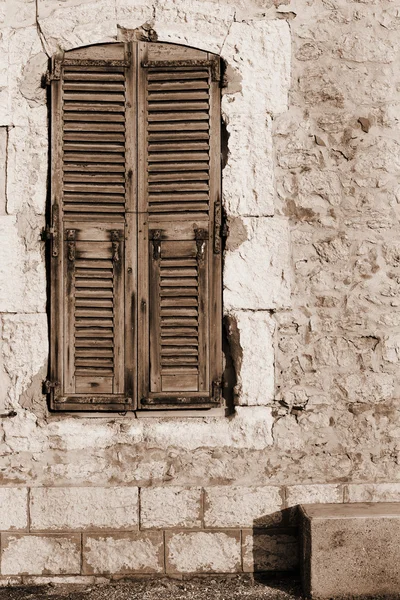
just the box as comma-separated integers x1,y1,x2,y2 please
137,42,222,409
49,41,222,412
49,43,135,410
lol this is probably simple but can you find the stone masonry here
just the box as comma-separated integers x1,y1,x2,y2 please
1,0,400,579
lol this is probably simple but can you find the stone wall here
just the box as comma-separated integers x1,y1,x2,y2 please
1,0,400,580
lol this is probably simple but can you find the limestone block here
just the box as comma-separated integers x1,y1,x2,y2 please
140,487,202,529
301,503,400,598
336,32,398,63
166,531,241,573
0,215,46,313
83,533,164,574
7,124,48,215
221,20,290,217
1,0,36,29
222,20,290,117
204,486,283,528
347,483,400,503
382,334,400,363
222,109,274,217
286,484,343,507
242,530,298,572
224,217,291,310
30,487,139,531
228,310,275,406
1,314,48,404
0,216,25,311
1,534,81,575
116,0,155,31
337,372,394,404
131,406,274,451
3,27,44,126
37,0,118,55
0,488,28,530
153,0,235,54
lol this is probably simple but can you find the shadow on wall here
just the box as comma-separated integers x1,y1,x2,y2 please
251,508,302,590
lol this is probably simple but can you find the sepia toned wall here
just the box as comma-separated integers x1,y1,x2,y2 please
0,0,399,581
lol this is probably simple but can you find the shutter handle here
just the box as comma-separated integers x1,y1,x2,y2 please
111,230,120,263
150,230,162,261
66,229,76,262
195,228,208,265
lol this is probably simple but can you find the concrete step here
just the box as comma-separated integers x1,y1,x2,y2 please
300,502,400,598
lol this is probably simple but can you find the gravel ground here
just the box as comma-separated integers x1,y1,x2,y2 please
0,576,303,600
1,577,400,600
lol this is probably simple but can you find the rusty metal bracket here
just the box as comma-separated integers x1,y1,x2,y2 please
142,58,221,82
43,380,61,400
212,378,222,404
213,203,222,254
195,228,208,265
149,229,162,261
111,230,120,263
66,229,76,262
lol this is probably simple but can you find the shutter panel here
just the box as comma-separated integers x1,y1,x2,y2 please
49,43,135,411
138,43,222,409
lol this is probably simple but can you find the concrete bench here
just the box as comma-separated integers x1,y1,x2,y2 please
300,502,400,598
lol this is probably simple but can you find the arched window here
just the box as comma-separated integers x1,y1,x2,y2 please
46,41,222,412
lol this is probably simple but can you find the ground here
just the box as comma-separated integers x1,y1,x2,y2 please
2,578,400,600
0,577,303,600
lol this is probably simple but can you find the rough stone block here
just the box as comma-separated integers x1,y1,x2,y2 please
204,486,283,528
152,0,235,54
227,310,275,406
0,488,28,530
242,529,298,572
1,534,81,575
83,533,164,575
222,20,290,117
224,217,291,311
30,487,139,531
286,484,343,507
301,503,400,598
0,215,46,314
1,314,48,405
166,530,241,573
140,487,202,529
346,483,400,503
37,0,117,55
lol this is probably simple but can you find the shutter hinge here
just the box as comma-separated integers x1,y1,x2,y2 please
41,207,59,257
212,378,223,404
43,379,60,395
45,61,62,85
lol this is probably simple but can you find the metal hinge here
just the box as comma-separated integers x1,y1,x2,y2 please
41,207,59,257
212,378,223,404
43,380,60,395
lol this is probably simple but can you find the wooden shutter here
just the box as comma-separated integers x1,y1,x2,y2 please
137,43,222,409
49,43,135,411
